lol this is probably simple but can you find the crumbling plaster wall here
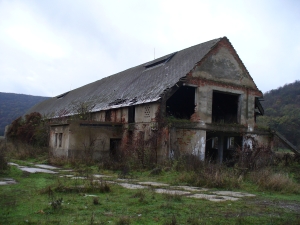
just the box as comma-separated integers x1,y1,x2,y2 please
185,40,262,129
162,40,264,161
192,40,257,89
244,134,273,150
170,128,206,160
50,125,69,157
93,108,128,123
67,121,122,159
120,103,161,153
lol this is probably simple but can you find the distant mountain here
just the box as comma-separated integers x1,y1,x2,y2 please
0,92,49,136
257,80,300,148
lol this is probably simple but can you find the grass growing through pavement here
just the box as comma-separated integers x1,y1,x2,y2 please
1,163,300,224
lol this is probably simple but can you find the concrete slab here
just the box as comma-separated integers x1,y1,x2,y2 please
116,178,137,182
188,193,240,202
173,186,209,192
93,174,111,178
212,191,256,197
59,175,74,178
0,178,17,185
138,181,169,187
118,183,146,189
71,176,87,179
84,194,98,197
59,170,74,172
34,164,60,170
155,189,190,195
19,167,57,174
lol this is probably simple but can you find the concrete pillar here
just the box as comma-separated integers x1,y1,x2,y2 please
218,134,224,163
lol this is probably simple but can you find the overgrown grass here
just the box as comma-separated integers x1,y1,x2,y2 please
250,168,299,193
0,139,9,173
1,162,300,224
5,140,49,162
2,139,300,224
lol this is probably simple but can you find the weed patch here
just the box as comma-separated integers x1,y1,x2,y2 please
250,168,300,193
0,140,9,173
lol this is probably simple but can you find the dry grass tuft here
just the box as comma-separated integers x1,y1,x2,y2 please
250,168,300,193
116,216,131,225
174,156,240,189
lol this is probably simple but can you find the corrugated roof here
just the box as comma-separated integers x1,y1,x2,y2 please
28,38,222,117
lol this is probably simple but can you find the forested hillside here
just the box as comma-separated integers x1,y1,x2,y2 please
257,80,300,148
0,92,49,136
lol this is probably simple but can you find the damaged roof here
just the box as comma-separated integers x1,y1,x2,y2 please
28,37,233,117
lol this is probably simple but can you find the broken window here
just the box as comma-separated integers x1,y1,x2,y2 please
212,137,218,149
206,132,242,163
166,86,196,119
110,139,121,160
128,106,135,123
227,137,235,149
55,133,58,147
58,133,62,147
212,91,240,124
105,110,111,122
254,97,264,122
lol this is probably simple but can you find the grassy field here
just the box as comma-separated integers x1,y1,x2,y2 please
1,159,300,225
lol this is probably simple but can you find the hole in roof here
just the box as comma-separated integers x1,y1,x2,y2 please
108,98,127,106
56,92,70,99
144,52,177,69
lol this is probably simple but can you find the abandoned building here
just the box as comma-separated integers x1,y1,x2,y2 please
27,36,275,163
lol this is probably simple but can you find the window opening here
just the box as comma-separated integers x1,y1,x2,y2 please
128,106,135,123
254,97,264,122
212,137,218,149
144,105,151,118
166,86,195,119
212,91,240,124
58,133,62,147
105,110,111,122
227,137,235,149
110,139,121,160
55,133,58,147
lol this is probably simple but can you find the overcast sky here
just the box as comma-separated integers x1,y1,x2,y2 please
0,0,299,97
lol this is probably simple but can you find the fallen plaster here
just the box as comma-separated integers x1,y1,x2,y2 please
138,181,169,187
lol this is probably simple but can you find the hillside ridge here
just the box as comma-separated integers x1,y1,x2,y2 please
0,92,49,136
